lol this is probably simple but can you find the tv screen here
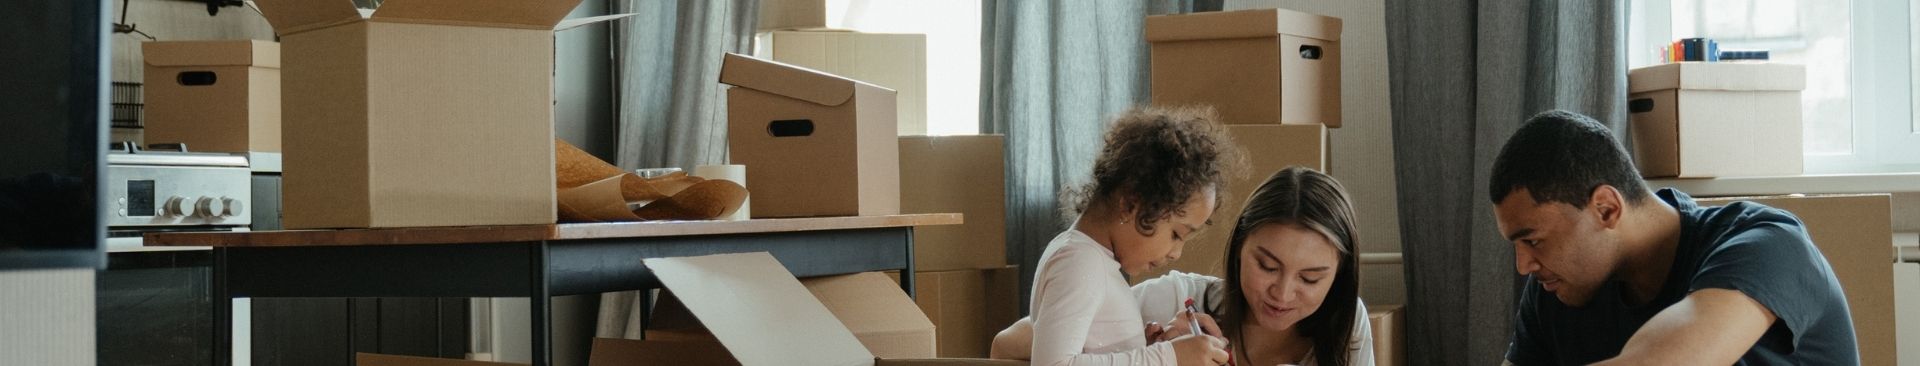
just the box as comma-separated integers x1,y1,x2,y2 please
0,0,108,269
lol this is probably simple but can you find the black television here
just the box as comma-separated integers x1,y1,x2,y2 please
0,0,109,270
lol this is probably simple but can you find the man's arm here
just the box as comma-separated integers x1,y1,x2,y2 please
1590,288,1777,365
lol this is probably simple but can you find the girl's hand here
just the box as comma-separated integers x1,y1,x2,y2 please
1145,321,1167,344
1156,308,1225,342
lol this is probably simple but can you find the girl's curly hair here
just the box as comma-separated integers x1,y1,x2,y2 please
1064,105,1243,234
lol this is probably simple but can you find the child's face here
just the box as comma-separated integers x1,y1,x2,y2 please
1112,188,1216,277
1236,223,1341,332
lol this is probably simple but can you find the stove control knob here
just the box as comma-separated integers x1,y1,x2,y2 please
219,197,245,218
165,196,198,217
194,197,225,218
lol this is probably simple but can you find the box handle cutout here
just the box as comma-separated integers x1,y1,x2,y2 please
176,71,218,86
767,119,815,137
1629,98,1655,113
1299,45,1323,60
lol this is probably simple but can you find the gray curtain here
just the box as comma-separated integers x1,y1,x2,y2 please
979,0,1221,312
597,0,759,339
1385,1,1626,365
611,0,758,171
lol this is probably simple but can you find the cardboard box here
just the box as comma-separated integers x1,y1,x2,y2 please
722,53,900,218
253,0,627,228
356,353,522,366
1627,62,1805,178
1698,194,1895,366
901,135,1007,272
1147,8,1343,127
887,267,1022,358
1368,304,1405,366
772,31,928,136
1136,124,1327,281
591,252,1021,365
757,0,847,31
141,40,281,153
1895,263,1918,366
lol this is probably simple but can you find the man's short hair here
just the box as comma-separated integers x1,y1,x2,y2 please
1488,110,1649,208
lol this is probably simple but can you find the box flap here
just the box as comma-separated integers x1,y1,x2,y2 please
802,273,934,337
251,0,364,35
142,40,280,68
1627,62,1806,93
720,53,889,107
644,252,876,365
370,0,582,30
802,272,938,358
1146,8,1342,42
555,13,637,31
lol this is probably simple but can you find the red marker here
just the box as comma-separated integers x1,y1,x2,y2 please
1185,298,1231,365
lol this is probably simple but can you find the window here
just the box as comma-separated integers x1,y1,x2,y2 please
1630,0,1920,174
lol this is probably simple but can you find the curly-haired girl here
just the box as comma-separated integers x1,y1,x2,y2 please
1027,106,1241,366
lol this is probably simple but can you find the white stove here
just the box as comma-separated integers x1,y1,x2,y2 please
103,143,252,251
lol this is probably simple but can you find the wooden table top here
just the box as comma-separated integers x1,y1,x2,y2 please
145,213,963,247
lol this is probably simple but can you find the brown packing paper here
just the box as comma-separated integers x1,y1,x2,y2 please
633,180,749,221
554,139,747,222
557,174,641,223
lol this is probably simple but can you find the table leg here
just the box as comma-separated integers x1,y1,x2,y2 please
213,247,232,366
530,242,552,366
900,228,916,299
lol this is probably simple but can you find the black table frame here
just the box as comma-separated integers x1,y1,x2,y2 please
209,227,916,366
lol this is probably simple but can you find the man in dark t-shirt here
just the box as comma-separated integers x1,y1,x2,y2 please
1487,111,1859,365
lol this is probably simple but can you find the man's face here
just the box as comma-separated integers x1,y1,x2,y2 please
1493,188,1618,307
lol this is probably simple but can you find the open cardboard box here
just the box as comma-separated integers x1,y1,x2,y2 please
589,252,1023,365
254,0,630,228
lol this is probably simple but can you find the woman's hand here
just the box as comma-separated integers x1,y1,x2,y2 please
1154,308,1225,343
1172,333,1230,366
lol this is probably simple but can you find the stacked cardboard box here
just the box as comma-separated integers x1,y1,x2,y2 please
722,53,900,218
1627,62,1806,178
897,135,1022,357
1147,8,1343,127
1697,194,1897,365
1137,7,1342,280
887,267,1021,358
141,40,281,153
767,31,929,136
1368,304,1405,366
1896,262,1918,366
757,1,931,136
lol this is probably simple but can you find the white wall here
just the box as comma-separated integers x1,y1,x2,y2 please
0,268,95,366
1226,0,1404,306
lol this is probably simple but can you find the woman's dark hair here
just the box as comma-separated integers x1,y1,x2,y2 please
1217,167,1360,366
1063,106,1240,235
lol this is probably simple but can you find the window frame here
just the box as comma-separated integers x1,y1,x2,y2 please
1631,0,1920,174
